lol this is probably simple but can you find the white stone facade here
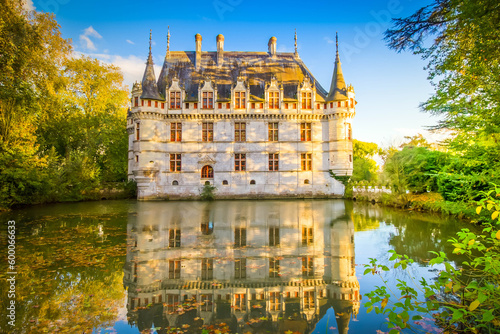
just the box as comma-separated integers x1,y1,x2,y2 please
127,33,355,200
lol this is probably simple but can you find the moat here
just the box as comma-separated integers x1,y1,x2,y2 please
0,199,467,333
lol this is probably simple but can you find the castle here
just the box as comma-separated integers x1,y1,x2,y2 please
127,31,355,200
123,200,360,333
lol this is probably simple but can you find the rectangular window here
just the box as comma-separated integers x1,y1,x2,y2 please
185,102,189,109
234,294,246,311
161,102,165,109
347,124,352,140
301,153,312,171
234,228,246,247
226,102,230,109
268,153,279,171
251,102,255,109
218,102,222,109
170,154,181,172
269,292,281,311
202,92,213,109
293,103,297,109
155,101,158,108
304,291,314,309
337,101,341,107
260,103,264,109
170,92,181,109
202,122,214,142
235,91,246,109
284,103,288,110
234,122,246,142
141,100,144,106
234,258,246,279
134,97,138,107
169,260,181,279
170,123,182,142
269,91,279,109
302,227,313,246
234,153,246,171
300,123,312,141
200,294,213,312
136,123,140,140
194,102,198,109
148,100,151,107
201,258,213,280
269,227,280,246
169,229,181,247
302,257,314,277
269,258,280,278
268,123,278,141
301,92,312,109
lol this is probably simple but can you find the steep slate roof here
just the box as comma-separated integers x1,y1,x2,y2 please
156,51,329,101
326,34,348,102
141,34,163,101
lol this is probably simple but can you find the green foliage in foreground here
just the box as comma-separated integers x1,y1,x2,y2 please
364,187,500,333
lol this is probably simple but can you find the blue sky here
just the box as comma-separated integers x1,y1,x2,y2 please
30,0,446,146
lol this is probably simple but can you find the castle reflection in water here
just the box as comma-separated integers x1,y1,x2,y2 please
123,200,360,333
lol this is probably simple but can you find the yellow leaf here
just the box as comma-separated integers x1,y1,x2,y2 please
468,239,475,246
487,203,493,211
469,299,480,312
496,230,500,240
381,298,388,309
492,211,499,220
476,206,482,215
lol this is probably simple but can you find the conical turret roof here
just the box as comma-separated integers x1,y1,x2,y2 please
327,33,348,102
141,30,162,100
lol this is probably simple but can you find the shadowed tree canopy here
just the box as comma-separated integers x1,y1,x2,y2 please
385,0,500,136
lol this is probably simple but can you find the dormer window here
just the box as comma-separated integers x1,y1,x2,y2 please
134,97,138,107
235,91,245,109
202,92,213,109
269,91,280,109
170,92,181,109
301,92,312,109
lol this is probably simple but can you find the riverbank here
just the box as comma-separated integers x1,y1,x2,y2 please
0,181,137,212
350,189,477,221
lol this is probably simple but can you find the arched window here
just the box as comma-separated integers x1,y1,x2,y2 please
250,180,256,185
201,165,213,179
222,180,229,185
304,179,310,185
172,180,178,185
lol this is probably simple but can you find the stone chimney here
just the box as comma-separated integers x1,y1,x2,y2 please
216,34,224,67
268,36,277,57
195,33,202,70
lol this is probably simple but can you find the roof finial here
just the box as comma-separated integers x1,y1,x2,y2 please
166,26,170,58
149,29,152,53
336,31,339,59
294,29,297,54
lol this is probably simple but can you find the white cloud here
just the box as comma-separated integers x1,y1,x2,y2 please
75,51,162,88
324,36,335,44
23,0,35,11
83,26,102,39
126,40,135,45
79,26,102,51
80,35,97,51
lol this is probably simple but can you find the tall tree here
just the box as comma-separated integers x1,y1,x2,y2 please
352,140,381,182
385,0,500,137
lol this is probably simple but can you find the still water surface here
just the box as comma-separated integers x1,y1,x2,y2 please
0,199,468,334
